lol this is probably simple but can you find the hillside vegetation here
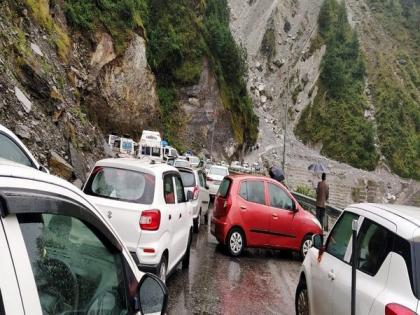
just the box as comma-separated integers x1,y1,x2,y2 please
296,0,379,171
364,0,420,179
146,0,258,148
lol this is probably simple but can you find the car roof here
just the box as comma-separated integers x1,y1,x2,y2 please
347,203,420,240
94,158,178,176
0,124,40,168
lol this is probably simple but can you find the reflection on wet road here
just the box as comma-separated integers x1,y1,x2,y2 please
166,214,301,315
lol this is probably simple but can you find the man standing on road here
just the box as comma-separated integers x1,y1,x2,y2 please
316,173,329,230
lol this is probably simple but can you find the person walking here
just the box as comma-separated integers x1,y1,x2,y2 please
316,172,329,230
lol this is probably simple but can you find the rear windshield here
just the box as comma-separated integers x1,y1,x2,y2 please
217,178,231,197
411,242,420,299
210,167,228,176
84,167,155,204
174,160,189,168
179,170,196,187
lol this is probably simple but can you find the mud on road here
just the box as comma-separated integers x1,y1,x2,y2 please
165,215,302,315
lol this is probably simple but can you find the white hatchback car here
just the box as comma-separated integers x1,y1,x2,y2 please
0,124,48,172
206,165,229,196
0,160,168,315
83,158,194,283
176,166,210,232
296,203,420,315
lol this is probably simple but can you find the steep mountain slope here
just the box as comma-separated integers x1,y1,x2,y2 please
228,0,420,206
0,0,257,182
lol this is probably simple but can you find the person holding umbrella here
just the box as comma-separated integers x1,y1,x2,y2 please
316,172,329,230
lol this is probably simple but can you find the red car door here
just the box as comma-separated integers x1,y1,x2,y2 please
267,182,296,248
237,180,271,247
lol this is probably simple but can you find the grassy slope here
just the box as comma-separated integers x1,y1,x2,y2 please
296,0,379,171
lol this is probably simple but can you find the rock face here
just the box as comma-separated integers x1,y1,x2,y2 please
49,150,74,180
179,59,236,159
86,34,161,136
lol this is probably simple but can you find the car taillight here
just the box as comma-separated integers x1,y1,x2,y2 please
193,186,199,200
214,196,232,217
140,210,161,231
385,304,416,315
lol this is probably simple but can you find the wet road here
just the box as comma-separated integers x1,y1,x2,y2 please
165,213,302,315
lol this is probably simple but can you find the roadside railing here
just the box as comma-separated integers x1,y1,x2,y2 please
291,192,343,231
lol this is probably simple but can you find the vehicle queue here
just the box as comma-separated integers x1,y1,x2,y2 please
1,123,419,315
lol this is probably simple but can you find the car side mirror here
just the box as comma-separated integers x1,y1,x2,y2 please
137,273,168,315
187,191,194,201
312,234,324,251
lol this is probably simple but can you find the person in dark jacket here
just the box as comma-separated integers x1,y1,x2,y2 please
316,173,329,230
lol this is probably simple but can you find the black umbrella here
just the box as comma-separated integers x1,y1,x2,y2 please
269,166,285,182
308,162,328,174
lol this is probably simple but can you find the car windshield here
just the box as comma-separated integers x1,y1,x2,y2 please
84,167,155,204
190,157,200,164
210,167,228,176
0,133,34,167
179,170,196,187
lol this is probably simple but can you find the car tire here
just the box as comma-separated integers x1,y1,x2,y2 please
295,279,310,315
182,232,192,269
157,254,167,284
226,228,245,257
193,209,201,233
300,234,313,260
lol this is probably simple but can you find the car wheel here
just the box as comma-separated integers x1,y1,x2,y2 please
157,255,167,284
227,228,244,257
295,280,310,315
193,209,201,233
300,234,313,260
182,232,192,269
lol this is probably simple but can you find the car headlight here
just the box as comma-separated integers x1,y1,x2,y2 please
311,217,322,230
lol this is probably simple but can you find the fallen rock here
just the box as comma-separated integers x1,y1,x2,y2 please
188,97,200,107
69,144,89,182
261,95,267,104
255,62,263,71
15,124,31,140
30,42,44,57
258,84,265,92
49,150,74,180
15,86,32,113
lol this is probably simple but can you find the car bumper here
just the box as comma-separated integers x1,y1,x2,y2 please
211,216,229,244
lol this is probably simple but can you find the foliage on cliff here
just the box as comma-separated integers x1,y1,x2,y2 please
296,0,379,171
365,0,420,179
145,0,258,148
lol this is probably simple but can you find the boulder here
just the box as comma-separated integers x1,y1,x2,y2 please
69,144,89,182
30,42,44,57
49,150,74,180
15,86,32,113
14,124,31,140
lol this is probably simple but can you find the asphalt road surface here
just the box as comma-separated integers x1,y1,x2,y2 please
165,212,302,315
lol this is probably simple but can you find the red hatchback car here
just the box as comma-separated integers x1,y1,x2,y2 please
211,175,322,258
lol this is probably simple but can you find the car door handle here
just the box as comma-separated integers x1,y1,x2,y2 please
328,270,336,280
272,213,278,219
169,214,172,220
179,213,182,218
240,205,247,210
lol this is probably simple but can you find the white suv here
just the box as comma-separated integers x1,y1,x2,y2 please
83,158,193,283
176,166,210,232
296,203,420,315
0,160,168,315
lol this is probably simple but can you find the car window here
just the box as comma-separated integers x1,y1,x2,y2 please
17,213,128,315
268,183,293,210
326,212,359,261
174,176,186,203
163,175,175,204
239,181,266,205
357,219,393,276
84,167,155,204
218,178,231,198
0,133,34,167
209,167,228,176
179,171,196,187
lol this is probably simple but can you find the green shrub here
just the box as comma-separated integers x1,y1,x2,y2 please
295,184,316,198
